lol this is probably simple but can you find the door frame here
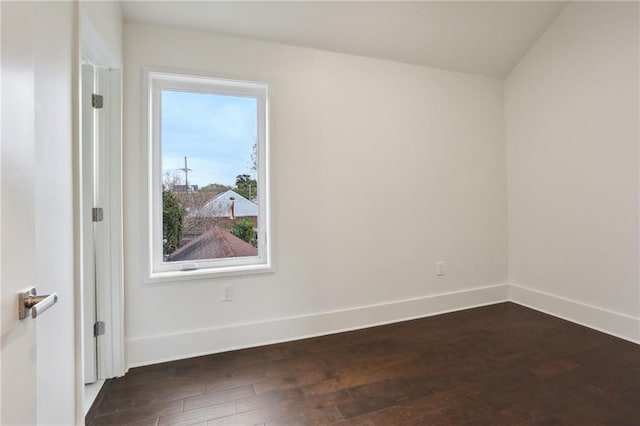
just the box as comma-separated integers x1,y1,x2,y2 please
78,11,125,389
93,65,125,381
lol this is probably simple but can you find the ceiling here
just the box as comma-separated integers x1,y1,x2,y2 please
121,1,567,79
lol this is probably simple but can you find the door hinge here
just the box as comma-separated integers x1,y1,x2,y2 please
92,207,104,222
94,321,106,337
92,94,104,109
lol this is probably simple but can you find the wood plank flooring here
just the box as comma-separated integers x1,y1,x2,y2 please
86,303,640,425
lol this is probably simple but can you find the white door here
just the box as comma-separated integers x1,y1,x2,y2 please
1,2,78,424
79,58,126,384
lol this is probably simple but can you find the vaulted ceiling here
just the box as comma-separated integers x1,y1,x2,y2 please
121,1,567,79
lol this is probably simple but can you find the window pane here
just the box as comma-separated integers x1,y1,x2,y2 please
160,90,259,262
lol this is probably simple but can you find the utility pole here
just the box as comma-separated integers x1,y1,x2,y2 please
180,156,192,191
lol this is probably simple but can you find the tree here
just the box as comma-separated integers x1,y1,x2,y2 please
231,218,257,247
163,170,183,191
163,191,184,255
200,183,231,193
234,174,257,199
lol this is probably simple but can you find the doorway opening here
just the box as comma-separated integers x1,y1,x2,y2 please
80,63,124,414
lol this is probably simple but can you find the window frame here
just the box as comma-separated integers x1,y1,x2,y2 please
146,70,271,280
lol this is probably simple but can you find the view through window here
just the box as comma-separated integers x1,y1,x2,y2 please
150,73,269,276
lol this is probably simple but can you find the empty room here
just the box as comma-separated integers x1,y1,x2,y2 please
1,1,639,425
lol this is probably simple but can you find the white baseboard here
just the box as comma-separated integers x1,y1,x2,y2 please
510,284,640,344
84,380,105,416
127,283,509,368
127,283,640,368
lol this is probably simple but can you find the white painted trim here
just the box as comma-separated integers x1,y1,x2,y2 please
94,68,125,379
510,284,640,344
78,30,126,395
81,64,98,384
145,69,272,280
127,282,640,369
127,283,509,368
108,69,126,378
79,13,119,69
72,2,85,424
146,263,275,283
0,2,3,421
83,380,105,416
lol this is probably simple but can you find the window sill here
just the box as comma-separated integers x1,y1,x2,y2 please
146,263,274,284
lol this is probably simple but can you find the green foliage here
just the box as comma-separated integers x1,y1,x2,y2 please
200,183,231,193
234,174,257,199
231,218,257,247
163,191,184,255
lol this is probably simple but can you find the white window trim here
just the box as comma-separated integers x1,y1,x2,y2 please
146,70,272,281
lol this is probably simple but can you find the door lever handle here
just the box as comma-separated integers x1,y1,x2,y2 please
19,287,58,320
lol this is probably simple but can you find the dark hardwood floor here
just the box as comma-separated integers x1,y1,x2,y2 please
86,302,640,425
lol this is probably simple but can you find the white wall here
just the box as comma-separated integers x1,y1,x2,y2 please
80,0,123,68
123,23,508,367
506,2,640,342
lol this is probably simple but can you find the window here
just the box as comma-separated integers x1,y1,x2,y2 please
147,71,270,279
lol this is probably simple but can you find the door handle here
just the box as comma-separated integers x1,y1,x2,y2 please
19,287,58,320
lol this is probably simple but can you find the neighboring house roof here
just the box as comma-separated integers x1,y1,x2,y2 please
174,191,219,216
166,225,258,261
200,189,258,218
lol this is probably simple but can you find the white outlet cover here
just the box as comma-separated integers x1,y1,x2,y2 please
222,284,234,301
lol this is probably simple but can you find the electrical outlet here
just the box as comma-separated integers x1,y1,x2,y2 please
222,284,234,302
436,261,445,276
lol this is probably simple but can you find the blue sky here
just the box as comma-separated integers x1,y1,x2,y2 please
162,90,257,187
